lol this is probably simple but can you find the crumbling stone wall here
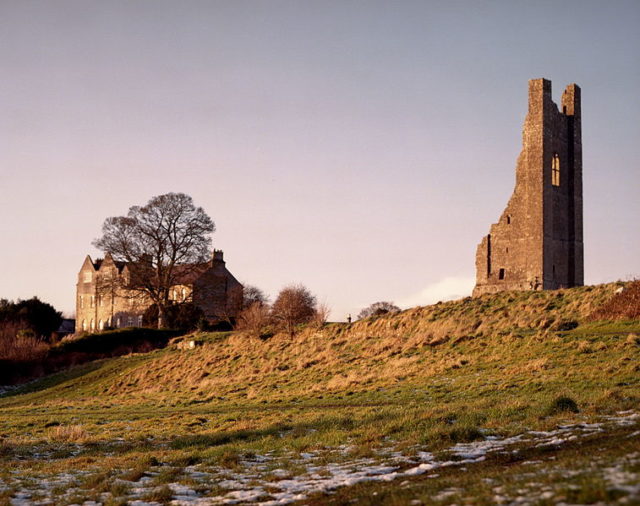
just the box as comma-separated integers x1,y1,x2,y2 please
473,79,583,296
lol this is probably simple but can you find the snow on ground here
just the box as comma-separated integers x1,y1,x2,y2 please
2,412,639,505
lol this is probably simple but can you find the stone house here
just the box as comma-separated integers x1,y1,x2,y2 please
75,250,243,332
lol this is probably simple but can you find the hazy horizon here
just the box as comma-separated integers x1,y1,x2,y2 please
1,0,638,320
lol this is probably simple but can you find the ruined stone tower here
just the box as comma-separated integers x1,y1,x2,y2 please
473,79,583,296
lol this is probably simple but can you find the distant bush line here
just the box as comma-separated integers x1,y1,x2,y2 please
0,327,182,385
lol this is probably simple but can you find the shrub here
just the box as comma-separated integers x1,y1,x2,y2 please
237,302,272,337
143,303,204,331
55,327,180,355
311,303,331,328
546,396,579,415
448,426,484,443
0,297,62,340
0,323,48,361
551,319,579,331
357,302,400,320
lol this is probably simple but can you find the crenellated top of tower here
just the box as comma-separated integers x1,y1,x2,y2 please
561,83,580,116
528,78,580,117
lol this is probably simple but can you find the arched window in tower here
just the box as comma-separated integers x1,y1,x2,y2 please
552,153,560,186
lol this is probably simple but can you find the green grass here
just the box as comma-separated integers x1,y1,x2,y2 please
0,283,638,503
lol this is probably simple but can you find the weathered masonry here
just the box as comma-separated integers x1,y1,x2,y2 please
473,79,583,296
76,250,243,332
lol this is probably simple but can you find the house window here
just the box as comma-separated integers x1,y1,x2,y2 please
551,153,560,186
116,317,121,328
83,272,92,283
499,268,505,280
138,315,143,327
182,288,186,301
90,319,95,331
99,320,104,331
80,296,84,308
91,295,95,307
506,215,511,225
82,320,87,331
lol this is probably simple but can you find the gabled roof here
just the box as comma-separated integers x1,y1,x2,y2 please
81,252,238,285
79,255,96,273
172,263,210,285
99,253,126,272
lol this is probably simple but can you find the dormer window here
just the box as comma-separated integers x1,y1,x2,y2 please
83,272,92,283
552,153,560,186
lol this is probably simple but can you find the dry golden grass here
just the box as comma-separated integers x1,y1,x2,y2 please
48,424,88,443
590,280,640,320
82,283,625,405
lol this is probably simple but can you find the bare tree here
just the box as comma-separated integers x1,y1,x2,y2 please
271,284,317,336
357,301,400,320
237,302,272,337
312,302,331,328
93,193,215,328
242,284,269,309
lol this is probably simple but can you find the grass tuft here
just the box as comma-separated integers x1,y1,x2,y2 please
49,424,88,442
142,485,174,503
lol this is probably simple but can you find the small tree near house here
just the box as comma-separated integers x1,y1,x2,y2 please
237,302,272,337
237,284,271,336
242,284,269,309
271,284,317,336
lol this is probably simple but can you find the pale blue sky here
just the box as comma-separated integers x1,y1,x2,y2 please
1,0,638,319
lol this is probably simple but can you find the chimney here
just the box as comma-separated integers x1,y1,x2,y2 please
212,249,225,265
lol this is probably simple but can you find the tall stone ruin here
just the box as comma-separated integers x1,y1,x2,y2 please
473,79,583,296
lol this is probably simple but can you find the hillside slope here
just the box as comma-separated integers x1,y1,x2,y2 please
7,282,630,406
1,283,638,505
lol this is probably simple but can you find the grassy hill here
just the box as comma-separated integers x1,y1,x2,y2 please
0,282,639,505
